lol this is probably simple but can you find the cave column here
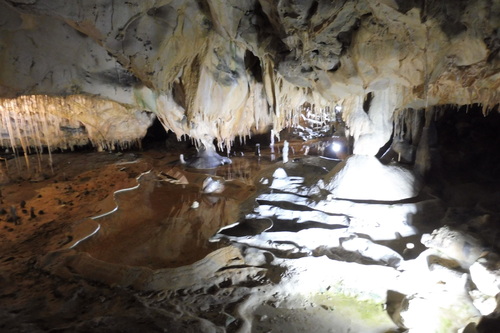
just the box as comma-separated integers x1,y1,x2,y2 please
325,86,418,201
350,87,397,156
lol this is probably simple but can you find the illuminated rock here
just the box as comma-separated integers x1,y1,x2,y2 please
470,254,500,297
183,144,232,169
340,236,403,267
421,226,486,269
0,95,154,153
394,250,483,332
325,155,417,201
397,291,480,333
0,0,498,149
272,168,288,179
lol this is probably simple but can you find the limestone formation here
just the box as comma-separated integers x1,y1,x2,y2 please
0,3,499,330
325,154,418,201
421,226,486,269
0,0,498,152
182,144,232,169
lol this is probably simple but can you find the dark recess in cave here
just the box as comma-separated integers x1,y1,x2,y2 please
394,0,420,14
305,0,319,21
141,116,194,152
146,5,173,21
337,19,360,48
428,0,468,37
394,0,468,37
433,104,500,183
141,116,169,149
96,67,141,87
327,60,341,73
362,92,374,113
376,128,394,161
172,79,186,109
244,50,263,83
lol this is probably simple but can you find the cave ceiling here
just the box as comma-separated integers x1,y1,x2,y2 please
0,0,499,149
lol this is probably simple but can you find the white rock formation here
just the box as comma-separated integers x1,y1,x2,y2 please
272,168,288,179
470,254,500,297
0,0,498,152
282,140,289,163
325,155,417,201
0,95,154,152
340,236,403,267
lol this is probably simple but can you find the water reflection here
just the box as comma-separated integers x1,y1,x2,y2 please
76,169,252,269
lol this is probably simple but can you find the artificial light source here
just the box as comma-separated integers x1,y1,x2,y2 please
331,142,342,153
322,135,348,160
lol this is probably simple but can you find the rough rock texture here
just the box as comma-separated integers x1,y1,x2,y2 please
0,95,154,152
0,125,499,332
0,0,499,151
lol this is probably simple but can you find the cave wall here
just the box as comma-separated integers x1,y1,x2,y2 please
0,0,499,150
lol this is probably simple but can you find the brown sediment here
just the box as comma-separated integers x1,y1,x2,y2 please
0,149,270,270
75,164,257,269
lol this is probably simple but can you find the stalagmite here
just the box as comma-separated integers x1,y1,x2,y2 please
282,140,289,164
270,129,276,155
325,86,419,201
182,143,232,169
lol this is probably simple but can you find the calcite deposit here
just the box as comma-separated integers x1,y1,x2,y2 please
1,0,498,150
0,1,499,333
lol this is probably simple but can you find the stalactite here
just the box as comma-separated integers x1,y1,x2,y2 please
0,94,153,175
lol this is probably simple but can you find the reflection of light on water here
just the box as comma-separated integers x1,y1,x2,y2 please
70,169,153,249
91,169,152,219
75,170,250,269
69,223,101,249
72,156,272,269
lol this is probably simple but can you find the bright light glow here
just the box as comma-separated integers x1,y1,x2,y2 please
331,142,342,152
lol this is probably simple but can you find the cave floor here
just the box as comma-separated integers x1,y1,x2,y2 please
0,146,499,332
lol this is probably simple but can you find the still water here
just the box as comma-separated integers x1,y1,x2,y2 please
76,157,271,269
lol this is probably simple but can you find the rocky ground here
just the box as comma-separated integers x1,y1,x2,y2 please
0,133,499,332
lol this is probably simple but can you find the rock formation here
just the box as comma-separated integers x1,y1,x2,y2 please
1,0,498,152
0,2,499,331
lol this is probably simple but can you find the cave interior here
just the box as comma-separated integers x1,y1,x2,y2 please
0,0,500,332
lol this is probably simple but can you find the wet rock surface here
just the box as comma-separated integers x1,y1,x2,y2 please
183,146,233,169
0,0,499,331
1,132,499,332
